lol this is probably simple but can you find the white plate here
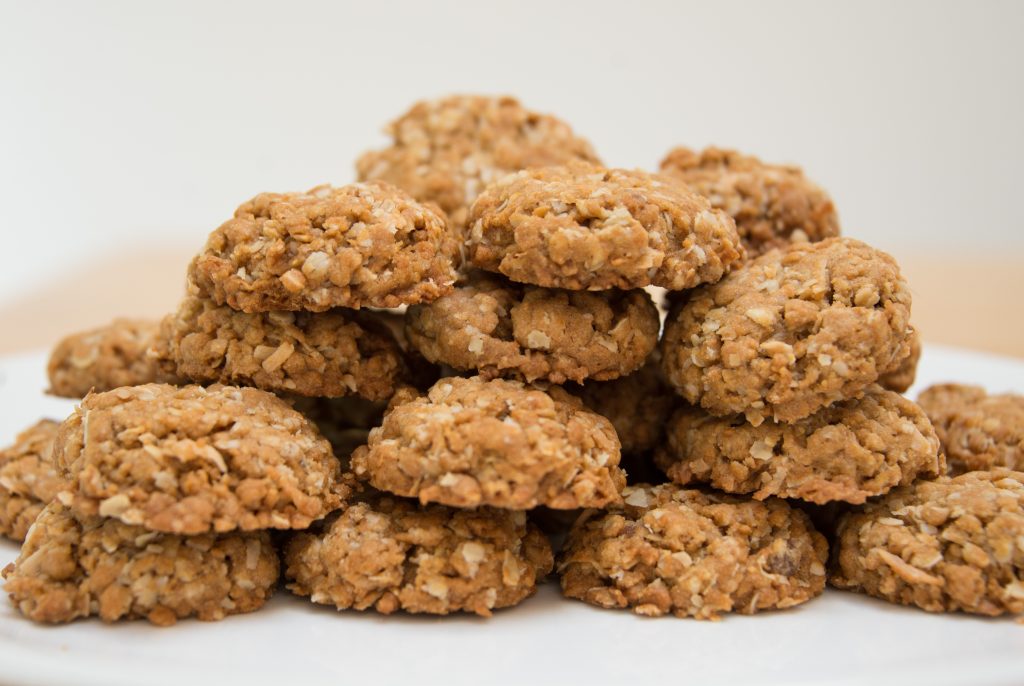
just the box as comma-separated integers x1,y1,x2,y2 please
0,347,1022,686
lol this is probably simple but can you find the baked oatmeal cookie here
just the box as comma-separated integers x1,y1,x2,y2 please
405,272,659,383
54,384,349,534
878,326,921,394
830,469,1024,616
570,357,674,458
351,376,625,509
466,164,744,291
917,384,1024,474
655,386,943,505
661,237,912,424
48,318,179,398
2,501,278,626
558,484,827,619
0,420,65,542
355,95,600,237
285,493,553,616
189,182,459,312
659,146,839,256
158,292,405,401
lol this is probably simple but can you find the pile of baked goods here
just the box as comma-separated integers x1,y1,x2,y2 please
1,95,1020,625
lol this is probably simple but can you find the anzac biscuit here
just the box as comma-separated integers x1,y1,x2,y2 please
0,420,65,541
189,182,459,312
661,237,912,424
558,484,827,619
917,384,1024,474
54,384,349,534
466,164,743,291
831,470,1024,616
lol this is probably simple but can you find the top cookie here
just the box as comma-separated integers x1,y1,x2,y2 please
189,182,459,312
48,318,179,398
659,147,840,257
466,164,744,291
917,384,1023,474
660,237,912,424
356,95,601,237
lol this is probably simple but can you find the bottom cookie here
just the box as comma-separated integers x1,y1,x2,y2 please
2,501,280,626
558,484,828,619
830,469,1024,616
0,419,65,542
285,494,553,616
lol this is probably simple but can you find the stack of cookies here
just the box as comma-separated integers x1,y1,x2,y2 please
1,94,1021,626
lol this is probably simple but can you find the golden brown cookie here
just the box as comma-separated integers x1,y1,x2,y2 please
54,384,349,534
830,469,1024,616
189,182,459,313
406,272,659,383
659,146,839,257
47,318,179,398
355,95,600,237
2,501,279,626
655,386,944,505
351,376,625,509
661,237,912,424
558,484,828,619
0,419,65,542
878,326,921,394
157,292,405,401
917,384,1023,474
466,164,744,291
285,493,553,616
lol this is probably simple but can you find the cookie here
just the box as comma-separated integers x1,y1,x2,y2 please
405,272,659,383
47,318,179,398
661,237,912,424
466,164,744,291
351,376,625,509
54,384,349,534
189,182,459,313
571,357,674,458
659,146,839,256
830,469,1024,616
917,384,1024,474
0,419,65,542
2,501,279,626
355,95,600,237
285,493,553,616
655,386,943,505
878,326,921,394
558,484,828,619
157,292,405,401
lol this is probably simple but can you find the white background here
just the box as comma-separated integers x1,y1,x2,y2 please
2,0,1022,306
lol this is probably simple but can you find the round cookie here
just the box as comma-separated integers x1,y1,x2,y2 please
878,325,921,394
917,384,1024,474
655,385,944,505
830,469,1024,616
189,182,459,313
285,493,553,616
466,164,744,291
54,384,349,534
660,237,912,424
355,95,601,237
558,484,828,619
569,358,675,484
48,318,179,398
351,376,625,509
0,419,65,542
2,501,279,626
405,272,659,384
659,146,839,257
158,292,405,401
